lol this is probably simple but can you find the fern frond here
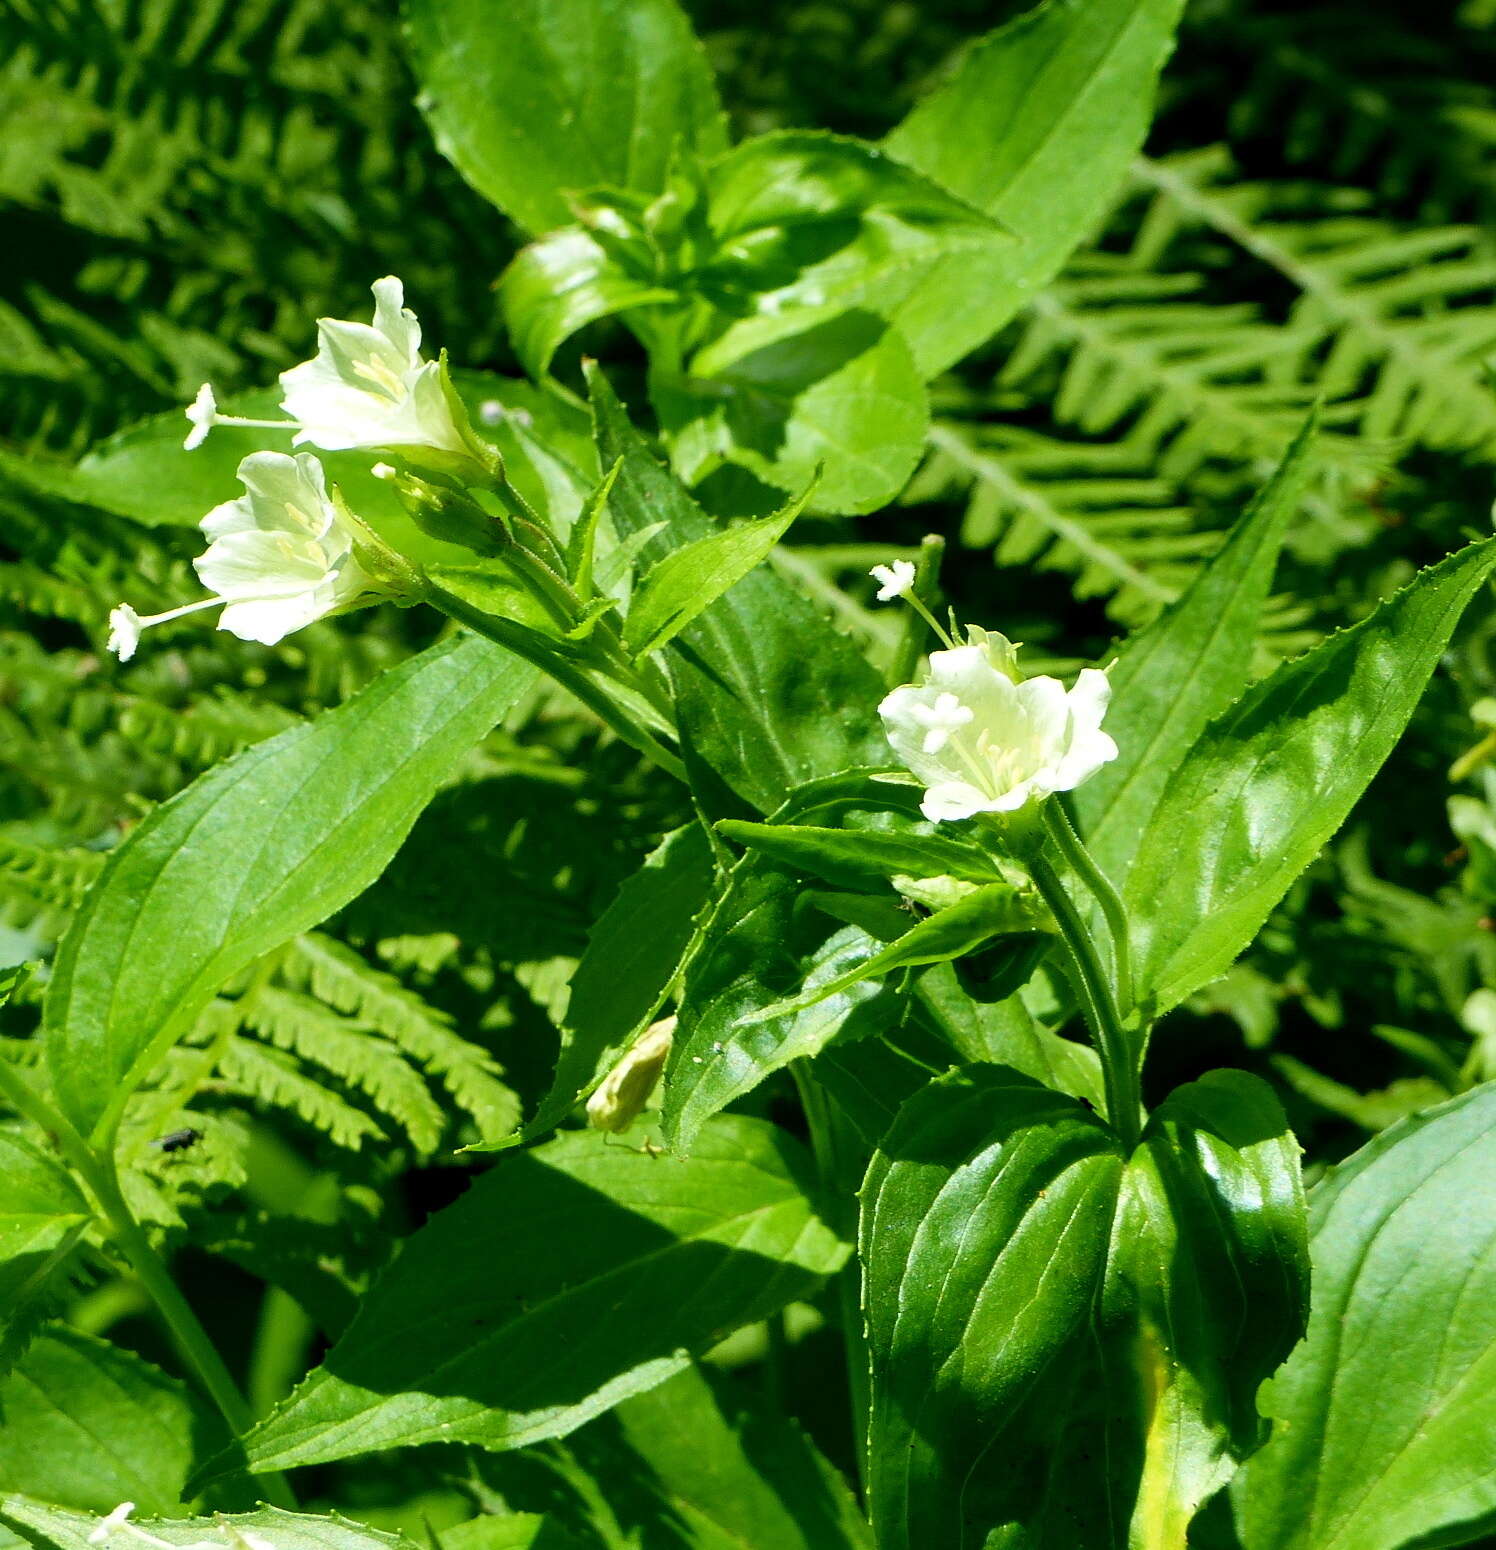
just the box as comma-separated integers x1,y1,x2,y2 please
216,1035,383,1151
913,421,1207,623
241,985,446,1155
1130,148,1496,459
287,934,520,1142
0,838,102,939
1003,261,1359,484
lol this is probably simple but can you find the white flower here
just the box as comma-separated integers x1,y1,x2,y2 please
107,452,380,658
879,628,1117,823
870,559,917,601
278,276,468,455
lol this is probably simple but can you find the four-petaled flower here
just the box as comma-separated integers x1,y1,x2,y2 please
278,276,469,455
108,451,382,660
870,559,916,601
880,626,1117,822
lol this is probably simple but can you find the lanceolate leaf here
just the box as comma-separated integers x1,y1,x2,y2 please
1230,1082,1496,1550
1126,534,1496,1017
525,821,717,1142
623,485,813,657
589,367,886,813
1073,416,1318,891
239,1117,847,1471
861,1065,1307,1548
404,0,726,236
717,820,1002,891
882,0,1187,377
44,635,537,1141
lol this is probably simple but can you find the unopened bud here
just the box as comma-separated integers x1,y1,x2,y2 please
586,1016,676,1134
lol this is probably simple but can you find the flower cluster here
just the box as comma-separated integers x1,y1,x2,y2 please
110,277,465,660
871,566,1117,821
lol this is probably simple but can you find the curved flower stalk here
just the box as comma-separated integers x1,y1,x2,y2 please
879,623,1117,823
181,277,480,464
108,451,390,659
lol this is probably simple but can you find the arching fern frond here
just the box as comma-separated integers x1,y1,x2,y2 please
0,839,102,940
286,933,520,1143
216,1035,383,1152
1129,148,1496,460
912,421,1206,624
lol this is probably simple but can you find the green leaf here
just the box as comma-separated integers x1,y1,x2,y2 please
861,1065,1307,1548
589,367,887,812
500,229,680,379
0,1328,209,1512
0,1131,91,1364
44,634,537,1141
1,1502,417,1550
1230,1082,1496,1550
862,1066,1124,1548
718,820,1002,891
667,911,904,1153
572,1363,873,1549
623,485,812,657
524,821,717,1142
1127,534,1496,1016
239,1116,848,1471
700,130,1010,319
1073,416,1319,892
881,0,1187,377
404,0,726,236
746,883,1049,1024
657,306,928,516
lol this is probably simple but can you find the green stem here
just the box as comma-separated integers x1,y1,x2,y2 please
792,1065,871,1489
1044,802,1133,1016
0,1057,297,1506
1030,852,1143,1150
888,534,946,688
430,586,689,785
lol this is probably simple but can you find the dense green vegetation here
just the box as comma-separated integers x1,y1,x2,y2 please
3,0,1496,1545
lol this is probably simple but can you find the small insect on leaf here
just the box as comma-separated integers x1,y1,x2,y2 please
152,1127,203,1154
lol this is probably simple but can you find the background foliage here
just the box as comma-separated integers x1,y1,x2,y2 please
4,0,1496,1539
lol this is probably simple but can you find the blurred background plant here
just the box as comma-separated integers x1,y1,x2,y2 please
4,0,1496,1532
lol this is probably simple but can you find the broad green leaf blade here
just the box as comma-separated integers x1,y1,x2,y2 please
500,229,679,379
718,821,1002,890
882,0,1187,377
524,821,716,1142
0,1328,208,1512
1230,1083,1496,1550
658,307,927,516
44,634,537,1141
747,883,1048,1024
589,368,887,812
623,486,812,657
1073,417,1318,891
702,129,1011,322
239,1116,847,1471
1,1502,416,1550
1111,1072,1308,1545
861,1066,1124,1548
862,1065,1308,1548
1127,535,1496,1016
404,0,726,236
576,1364,873,1549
